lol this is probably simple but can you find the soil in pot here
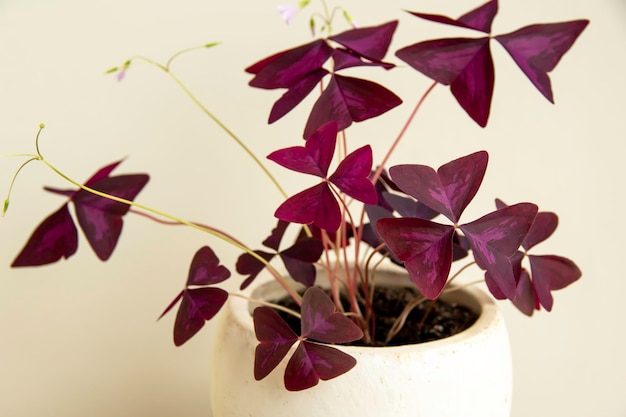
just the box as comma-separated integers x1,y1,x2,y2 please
276,285,478,347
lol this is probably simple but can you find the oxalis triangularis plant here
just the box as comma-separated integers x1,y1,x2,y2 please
2,0,586,391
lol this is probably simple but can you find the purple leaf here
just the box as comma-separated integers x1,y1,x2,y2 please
267,121,337,177
304,74,402,139
12,205,78,267
496,199,559,251
237,250,275,290
329,21,398,62
389,151,488,223
396,36,494,126
187,246,231,286
284,341,357,391
528,254,581,311
253,306,299,381
280,237,324,287
495,20,589,103
300,287,363,343
407,0,498,34
329,145,377,204
382,192,439,220
72,174,149,261
246,39,333,89
511,269,539,316
261,220,289,251
460,203,538,299
83,159,124,187
173,287,229,346
268,68,329,123
331,48,395,71
375,217,455,299
275,183,341,231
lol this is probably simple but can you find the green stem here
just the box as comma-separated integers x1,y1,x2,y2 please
36,154,302,305
130,55,289,200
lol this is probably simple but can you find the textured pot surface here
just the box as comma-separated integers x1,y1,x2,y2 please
209,268,512,417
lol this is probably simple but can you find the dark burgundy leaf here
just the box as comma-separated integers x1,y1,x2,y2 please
237,250,275,290
280,237,324,287
495,20,589,103
173,287,228,346
495,199,559,250
396,36,494,126
267,121,337,177
12,205,78,267
268,68,329,123
511,269,539,316
300,287,363,343
284,341,357,391
329,21,398,61
329,145,378,204
262,220,290,251
331,48,395,71
460,203,538,299
246,39,333,89
376,217,455,299
83,159,124,187
158,290,184,321
253,306,299,381
274,183,341,231
187,246,231,286
72,174,149,261
304,74,402,139
382,192,439,220
389,151,488,223
407,0,498,34
528,254,581,311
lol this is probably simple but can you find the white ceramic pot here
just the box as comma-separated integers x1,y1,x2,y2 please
209,267,512,417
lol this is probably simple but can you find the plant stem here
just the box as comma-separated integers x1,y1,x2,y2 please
229,293,302,319
129,55,289,200
371,81,437,185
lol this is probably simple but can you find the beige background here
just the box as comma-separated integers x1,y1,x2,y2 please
0,0,624,416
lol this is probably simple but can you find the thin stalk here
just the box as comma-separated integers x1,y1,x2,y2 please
129,56,289,200
36,155,302,305
371,81,437,185
229,293,301,319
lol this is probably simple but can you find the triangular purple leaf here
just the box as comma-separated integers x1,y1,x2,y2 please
284,341,357,391
269,68,329,124
382,191,439,220
173,287,229,346
461,203,538,299
12,205,78,267
274,183,341,232
253,306,299,381
72,174,149,261
389,151,488,223
329,145,378,204
187,246,231,286
304,74,402,139
280,237,324,287
329,21,398,62
331,48,395,71
300,287,363,343
246,39,333,89
237,250,275,290
528,254,581,311
406,0,498,34
376,217,455,299
268,121,337,177
495,20,589,103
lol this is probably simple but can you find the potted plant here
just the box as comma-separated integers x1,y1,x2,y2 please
1,0,587,415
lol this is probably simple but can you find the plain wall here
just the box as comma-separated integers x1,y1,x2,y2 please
1,0,624,416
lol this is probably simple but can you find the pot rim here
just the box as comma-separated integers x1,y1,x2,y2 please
227,265,501,354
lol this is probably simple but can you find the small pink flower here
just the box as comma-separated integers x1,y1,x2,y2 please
277,5,299,25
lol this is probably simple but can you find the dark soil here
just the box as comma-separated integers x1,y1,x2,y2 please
275,286,478,347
